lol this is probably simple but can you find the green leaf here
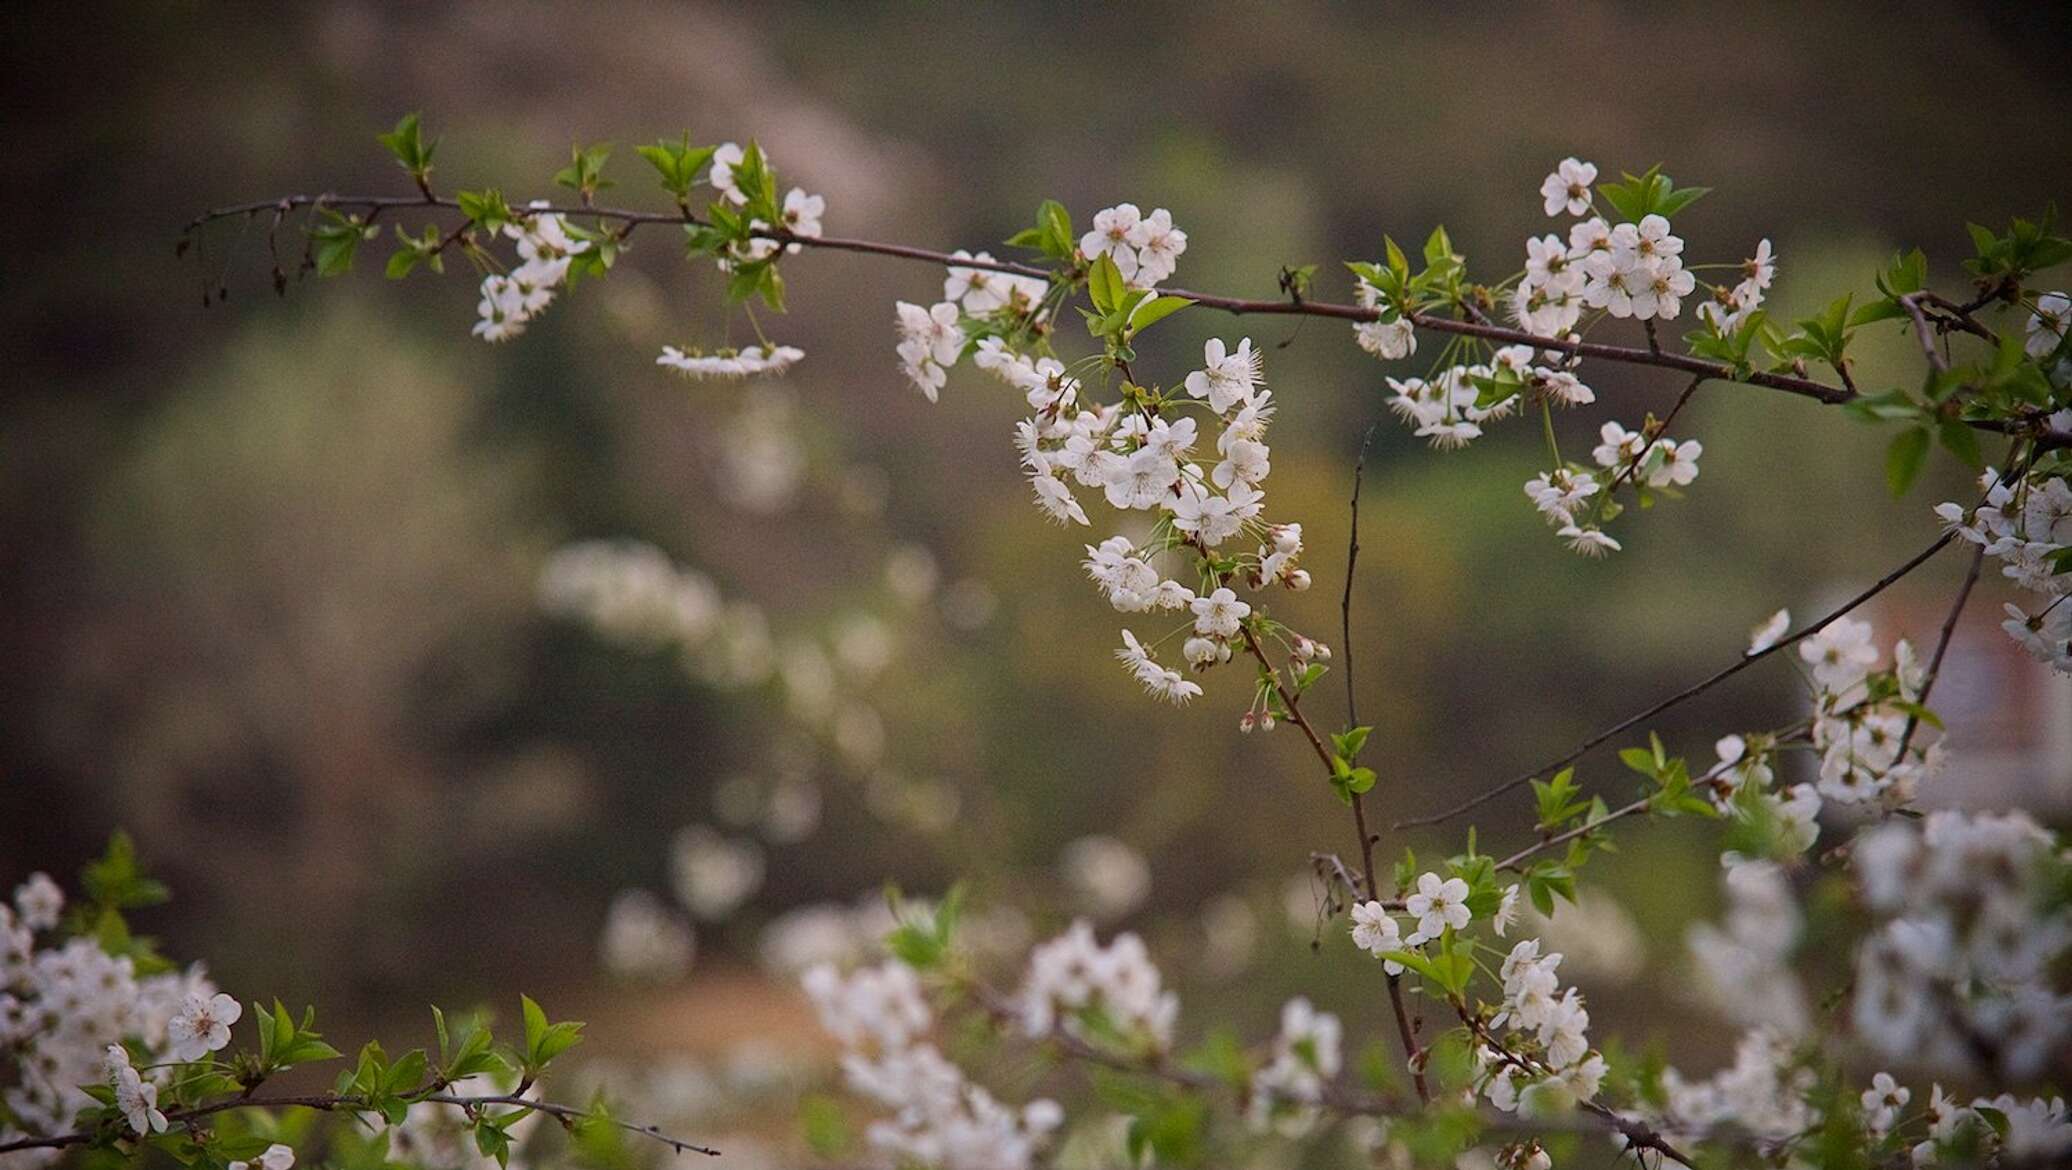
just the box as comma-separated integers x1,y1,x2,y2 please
1840,388,1926,424
81,831,170,911
1422,225,1457,270
377,112,436,181
456,189,515,234
1937,418,1984,469
798,1094,851,1159
1378,949,1444,984
519,996,584,1070
1383,235,1410,281
637,134,714,202
1127,294,1193,334
1039,199,1074,259
1653,185,1710,218
385,1048,428,1096
1333,725,1374,760
1599,178,1645,223
1617,746,1658,777
521,994,548,1057
1886,427,1931,496
554,142,615,199
1087,252,1124,314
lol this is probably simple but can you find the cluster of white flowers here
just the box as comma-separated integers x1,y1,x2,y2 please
1708,731,1822,855
893,256,1056,403
0,878,229,1162
1352,276,1417,360
1590,420,1702,490
1936,460,2072,673
1654,1028,1814,1144
1696,239,1777,334
895,300,966,402
1384,361,1512,450
1386,342,1599,455
1010,332,1309,704
385,1075,536,1170
539,539,724,650
1245,997,1341,1136
1913,1088,2072,1165
1685,859,1808,1035
1651,1033,2070,1164
473,207,591,342
1013,920,1178,1049
707,141,826,264
1477,938,1607,1112
537,540,776,687
884,199,1323,713
1796,618,1942,806
802,961,1062,1170
1578,214,1694,322
757,893,1031,980
655,343,804,379
944,251,1048,317
1520,418,1707,555
1077,203,1187,288
1347,870,1485,979
1849,809,2070,1079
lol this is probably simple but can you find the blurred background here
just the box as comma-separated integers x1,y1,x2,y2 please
7,2,2072,1162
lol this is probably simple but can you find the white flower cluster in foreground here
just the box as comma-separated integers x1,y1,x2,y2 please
1655,1028,1815,1144
1364,158,1786,557
655,342,804,379
1685,859,1808,1036
385,1074,538,1170
0,879,230,1163
1797,617,1943,806
1851,809,2071,1079
1077,203,1188,288
473,206,592,342
1650,1027,2071,1164
1936,457,2072,673
802,961,1062,1170
1246,997,1342,1136
887,230,1322,710
1696,238,1777,334
707,141,825,266
1013,920,1178,1048
1479,939,1608,1112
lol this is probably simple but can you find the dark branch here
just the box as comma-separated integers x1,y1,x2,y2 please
1394,531,1956,831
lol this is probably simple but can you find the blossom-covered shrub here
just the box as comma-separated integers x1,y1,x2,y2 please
20,117,2067,1169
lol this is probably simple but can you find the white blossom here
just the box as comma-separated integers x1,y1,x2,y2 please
1539,158,1598,217
166,992,242,1062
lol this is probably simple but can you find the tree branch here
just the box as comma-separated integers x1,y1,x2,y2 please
1393,530,1956,831
0,1090,718,1159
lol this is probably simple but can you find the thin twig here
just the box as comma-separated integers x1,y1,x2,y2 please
1600,375,1706,499
1342,423,1378,724
1332,422,1430,1101
1894,542,1987,760
1393,531,1956,831
1900,292,1952,374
